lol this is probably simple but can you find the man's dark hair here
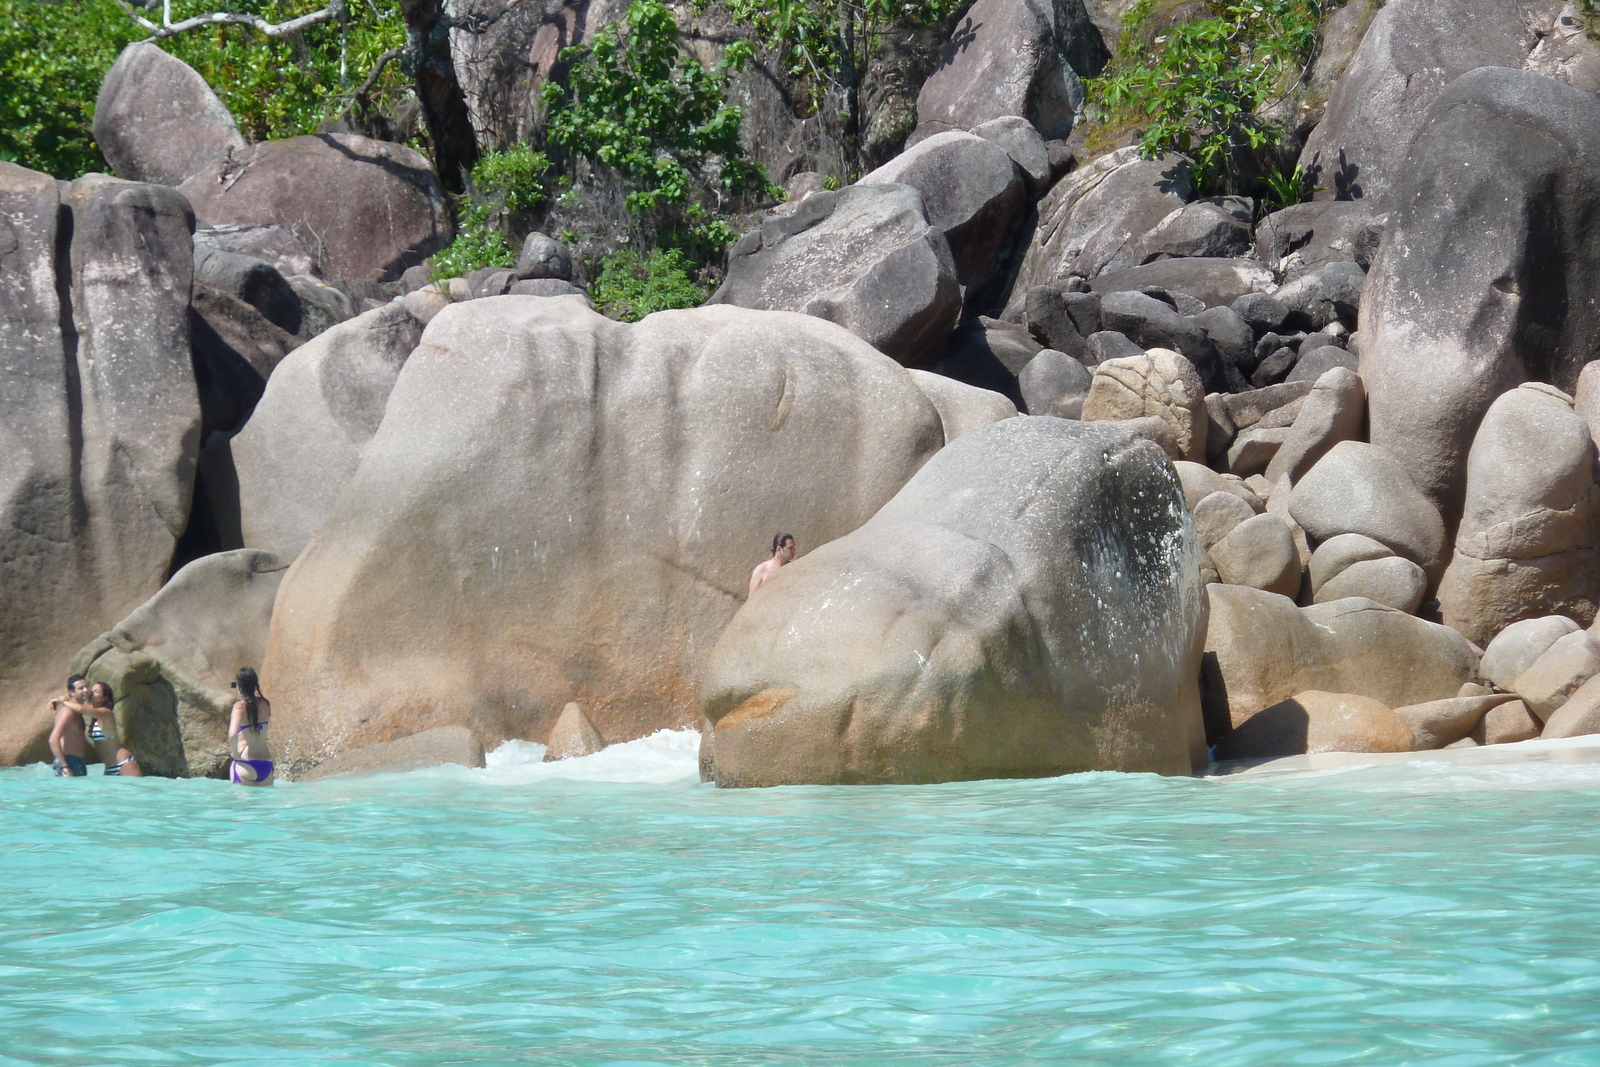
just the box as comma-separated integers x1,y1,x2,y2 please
67,674,85,689
772,532,794,553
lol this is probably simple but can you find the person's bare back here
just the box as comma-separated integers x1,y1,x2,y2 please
748,533,797,598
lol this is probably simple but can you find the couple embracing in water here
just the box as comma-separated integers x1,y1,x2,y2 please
48,666,275,786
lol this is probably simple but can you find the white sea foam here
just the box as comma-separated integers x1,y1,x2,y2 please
476,727,704,786
1207,734,1600,793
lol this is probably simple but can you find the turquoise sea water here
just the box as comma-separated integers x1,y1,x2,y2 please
6,732,1600,1066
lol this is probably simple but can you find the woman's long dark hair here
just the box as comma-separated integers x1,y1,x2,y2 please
237,667,265,728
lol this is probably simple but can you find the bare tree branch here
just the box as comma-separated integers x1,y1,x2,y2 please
113,0,339,40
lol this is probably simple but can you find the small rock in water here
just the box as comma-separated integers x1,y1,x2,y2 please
544,702,606,762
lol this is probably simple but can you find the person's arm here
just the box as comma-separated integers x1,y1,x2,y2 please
47,700,65,760
227,701,243,758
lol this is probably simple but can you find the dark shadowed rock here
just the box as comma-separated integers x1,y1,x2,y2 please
1012,147,1193,287
925,318,1038,408
859,131,1026,295
1137,197,1253,261
1274,261,1365,332
1087,330,1144,364
1190,306,1255,374
190,285,300,435
194,248,303,335
1098,290,1229,393
1361,67,1600,523
704,417,1208,786
93,42,245,186
179,133,452,284
710,184,961,365
1286,344,1358,383
1025,286,1100,359
913,0,1108,141
1438,383,1600,645
1232,292,1291,335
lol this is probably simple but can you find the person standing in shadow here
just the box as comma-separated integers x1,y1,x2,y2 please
228,667,274,787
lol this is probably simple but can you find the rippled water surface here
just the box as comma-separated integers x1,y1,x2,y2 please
7,732,1600,1066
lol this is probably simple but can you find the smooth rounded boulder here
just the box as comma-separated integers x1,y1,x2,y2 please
1214,691,1413,760
1361,66,1600,523
710,184,961,366
1288,441,1448,580
703,417,1209,787
1437,383,1600,645
232,303,426,562
72,549,287,777
1202,585,1479,735
94,42,246,187
263,301,947,774
180,133,452,284
1479,615,1580,691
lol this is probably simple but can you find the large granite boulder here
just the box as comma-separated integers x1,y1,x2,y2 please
1361,66,1600,524
1438,384,1600,645
263,301,947,774
1255,201,1387,278
1264,367,1365,485
179,133,452,284
1011,148,1193,289
1202,585,1479,737
1296,0,1550,202
72,549,287,777
1288,441,1449,581
296,724,486,781
710,184,961,366
913,0,1107,141
93,42,246,187
0,166,203,766
1215,691,1415,760
859,132,1025,296
1479,614,1580,690
703,417,1209,786
232,303,426,562
905,369,1018,441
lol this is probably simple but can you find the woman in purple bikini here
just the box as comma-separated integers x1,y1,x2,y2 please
228,667,273,786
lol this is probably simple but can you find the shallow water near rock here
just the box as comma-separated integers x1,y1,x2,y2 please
6,732,1600,1066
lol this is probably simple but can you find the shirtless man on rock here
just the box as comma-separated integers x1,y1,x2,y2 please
748,533,797,597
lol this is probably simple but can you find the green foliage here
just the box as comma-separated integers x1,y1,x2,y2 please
543,0,770,254
591,248,708,321
716,0,961,116
0,0,139,177
1088,0,1339,192
428,202,515,280
471,145,551,215
1261,161,1316,211
161,0,408,144
0,0,408,179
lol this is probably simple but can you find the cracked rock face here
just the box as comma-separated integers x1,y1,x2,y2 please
703,416,1210,787
262,300,947,773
